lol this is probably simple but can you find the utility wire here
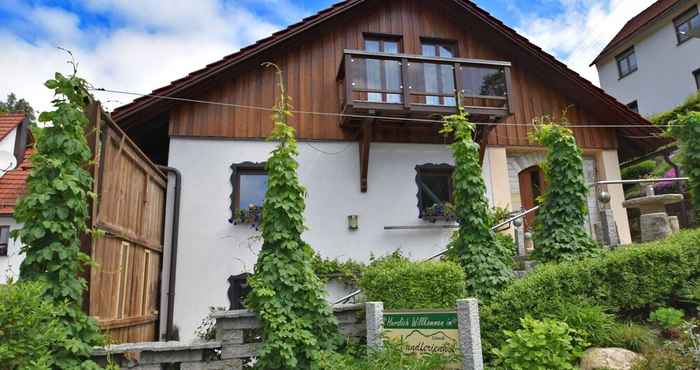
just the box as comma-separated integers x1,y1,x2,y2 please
90,87,678,128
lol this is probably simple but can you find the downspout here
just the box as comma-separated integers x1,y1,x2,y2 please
157,165,182,341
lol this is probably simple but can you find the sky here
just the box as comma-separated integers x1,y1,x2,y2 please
0,0,656,114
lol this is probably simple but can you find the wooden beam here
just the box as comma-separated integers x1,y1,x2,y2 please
359,118,373,192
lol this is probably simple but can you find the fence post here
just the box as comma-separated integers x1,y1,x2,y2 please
457,298,484,370
365,301,384,349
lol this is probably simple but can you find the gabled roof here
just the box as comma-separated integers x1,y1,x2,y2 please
0,147,31,216
591,0,680,66
112,0,667,159
0,113,26,142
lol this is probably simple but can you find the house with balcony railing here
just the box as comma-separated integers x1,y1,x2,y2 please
107,0,667,342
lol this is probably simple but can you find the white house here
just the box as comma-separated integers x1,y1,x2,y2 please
593,0,700,117
110,0,667,341
0,112,31,283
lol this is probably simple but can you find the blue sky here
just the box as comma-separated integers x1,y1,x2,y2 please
0,0,655,113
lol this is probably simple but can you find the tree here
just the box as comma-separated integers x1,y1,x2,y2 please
246,64,339,369
0,93,36,122
529,117,600,263
14,71,103,369
668,112,700,222
442,106,512,301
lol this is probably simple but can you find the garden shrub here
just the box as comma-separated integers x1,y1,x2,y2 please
441,106,512,300
679,278,700,307
359,252,466,310
492,316,587,370
608,322,658,353
621,160,656,181
312,254,365,288
0,281,70,369
668,112,700,221
649,307,685,338
529,118,601,263
246,65,339,369
481,229,700,357
543,301,618,347
319,340,460,370
632,345,696,370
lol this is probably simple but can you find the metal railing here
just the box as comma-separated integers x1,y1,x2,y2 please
333,176,690,305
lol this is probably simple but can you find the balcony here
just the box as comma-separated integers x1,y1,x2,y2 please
337,49,513,127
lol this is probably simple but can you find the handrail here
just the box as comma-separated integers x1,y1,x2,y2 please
342,49,512,67
335,176,691,305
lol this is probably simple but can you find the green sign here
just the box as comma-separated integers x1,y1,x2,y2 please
384,310,460,366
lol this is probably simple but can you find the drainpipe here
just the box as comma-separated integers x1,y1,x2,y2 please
157,165,182,341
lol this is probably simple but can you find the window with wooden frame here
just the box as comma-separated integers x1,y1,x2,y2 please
674,6,699,44
363,34,403,103
616,47,638,79
627,100,639,114
230,162,267,224
0,226,9,257
415,164,454,220
420,39,457,106
694,68,700,90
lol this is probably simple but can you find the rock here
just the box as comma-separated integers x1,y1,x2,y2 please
640,212,671,242
580,347,643,370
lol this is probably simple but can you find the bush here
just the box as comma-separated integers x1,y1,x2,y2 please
609,322,658,353
632,345,696,370
360,252,466,310
319,340,460,370
621,160,656,181
481,229,700,357
544,301,618,347
0,281,70,368
649,307,684,331
492,316,587,370
679,278,700,306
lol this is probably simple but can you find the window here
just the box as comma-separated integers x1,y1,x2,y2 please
415,164,453,219
420,39,457,106
230,163,267,223
0,226,9,257
695,69,700,90
674,6,699,44
364,34,402,103
616,47,638,79
627,100,639,114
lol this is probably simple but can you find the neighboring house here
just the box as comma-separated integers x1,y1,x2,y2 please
0,113,32,283
111,0,666,340
593,0,700,117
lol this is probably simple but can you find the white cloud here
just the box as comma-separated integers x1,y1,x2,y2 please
0,1,285,114
515,0,655,84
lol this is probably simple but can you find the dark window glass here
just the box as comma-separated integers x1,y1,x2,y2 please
695,69,700,90
231,164,267,211
420,40,457,106
627,100,639,113
0,226,9,257
674,6,699,44
416,165,453,218
364,36,402,103
616,47,638,79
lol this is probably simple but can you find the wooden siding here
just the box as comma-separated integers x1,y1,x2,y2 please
86,102,167,343
169,0,617,150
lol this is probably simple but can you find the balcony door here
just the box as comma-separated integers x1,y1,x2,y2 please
364,37,402,103
420,40,456,107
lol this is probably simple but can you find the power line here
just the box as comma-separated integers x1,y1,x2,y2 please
90,86,677,128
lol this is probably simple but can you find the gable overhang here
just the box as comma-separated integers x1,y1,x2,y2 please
111,0,668,161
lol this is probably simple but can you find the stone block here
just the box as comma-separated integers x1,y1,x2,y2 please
216,327,244,344
221,343,261,359
457,298,483,370
139,349,203,364
669,216,680,234
640,212,671,242
180,359,243,370
365,302,383,349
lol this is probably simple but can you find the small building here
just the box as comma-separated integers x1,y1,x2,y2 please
110,0,667,341
592,0,700,117
0,112,32,283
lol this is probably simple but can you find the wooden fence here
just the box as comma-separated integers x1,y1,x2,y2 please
84,102,167,343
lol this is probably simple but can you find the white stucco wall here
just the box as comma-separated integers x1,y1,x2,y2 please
597,1,700,117
169,138,463,340
0,217,23,284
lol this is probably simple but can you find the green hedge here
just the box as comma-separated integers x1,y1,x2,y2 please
481,229,700,355
359,253,466,310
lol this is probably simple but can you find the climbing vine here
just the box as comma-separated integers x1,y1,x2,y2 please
246,64,339,369
668,112,700,222
529,117,600,263
13,70,104,368
441,106,512,301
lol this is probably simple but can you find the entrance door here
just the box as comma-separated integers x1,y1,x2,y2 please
518,165,546,231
